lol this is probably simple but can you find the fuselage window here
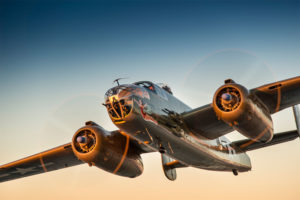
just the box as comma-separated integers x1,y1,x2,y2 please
154,85,168,100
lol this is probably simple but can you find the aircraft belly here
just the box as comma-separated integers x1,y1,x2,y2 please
117,116,251,172
159,131,250,171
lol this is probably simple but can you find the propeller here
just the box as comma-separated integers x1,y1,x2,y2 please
216,86,241,112
77,136,87,143
73,129,96,153
221,93,232,101
181,49,276,105
41,93,113,184
181,48,276,141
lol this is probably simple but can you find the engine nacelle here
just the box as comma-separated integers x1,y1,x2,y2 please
71,121,143,178
213,82,273,142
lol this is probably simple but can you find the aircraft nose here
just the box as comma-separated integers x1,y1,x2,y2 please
104,85,134,121
221,93,232,101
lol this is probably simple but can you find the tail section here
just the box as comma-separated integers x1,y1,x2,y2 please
292,105,300,137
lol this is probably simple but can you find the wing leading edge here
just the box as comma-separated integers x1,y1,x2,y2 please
181,104,233,139
0,143,83,183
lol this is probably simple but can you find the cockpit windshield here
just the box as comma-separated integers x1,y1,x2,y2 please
105,85,134,100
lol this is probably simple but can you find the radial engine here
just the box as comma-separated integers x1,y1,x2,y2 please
71,121,143,178
212,80,273,143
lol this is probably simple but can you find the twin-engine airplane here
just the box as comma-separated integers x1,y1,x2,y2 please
1,76,300,182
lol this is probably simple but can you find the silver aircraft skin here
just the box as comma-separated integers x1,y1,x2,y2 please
105,82,251,172
1,76,300,182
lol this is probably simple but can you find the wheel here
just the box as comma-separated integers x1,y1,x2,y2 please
232,169,238,176
159,146,166,154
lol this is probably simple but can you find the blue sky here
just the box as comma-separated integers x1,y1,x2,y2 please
0,0,299,107
0,0,300,199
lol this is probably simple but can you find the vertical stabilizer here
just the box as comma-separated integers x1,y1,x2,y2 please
292,105,300,137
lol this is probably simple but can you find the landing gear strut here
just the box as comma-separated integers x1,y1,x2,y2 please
232,169,238,176
159,146,166,154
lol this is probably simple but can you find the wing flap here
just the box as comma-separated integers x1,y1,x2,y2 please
0,143,83,183
234,130,299,151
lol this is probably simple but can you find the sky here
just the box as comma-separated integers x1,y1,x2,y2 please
0,0,300,199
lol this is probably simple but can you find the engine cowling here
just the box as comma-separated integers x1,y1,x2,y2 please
213,82,273,143
71,121,143,178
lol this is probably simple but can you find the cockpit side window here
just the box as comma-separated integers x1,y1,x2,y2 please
134,82,156,93
154,85,168,100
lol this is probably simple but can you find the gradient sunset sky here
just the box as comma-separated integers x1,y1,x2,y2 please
0,0,300,199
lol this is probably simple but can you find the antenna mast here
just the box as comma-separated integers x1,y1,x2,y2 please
113,77,128,86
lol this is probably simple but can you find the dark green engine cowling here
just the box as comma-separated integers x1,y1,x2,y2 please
71,121,143,178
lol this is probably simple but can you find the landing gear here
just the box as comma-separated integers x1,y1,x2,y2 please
158,141,167,154
159,146,166,154
232,169,238,176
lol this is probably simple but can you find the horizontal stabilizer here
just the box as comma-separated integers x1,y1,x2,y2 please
234,130,299,151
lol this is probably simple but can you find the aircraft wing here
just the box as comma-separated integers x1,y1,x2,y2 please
181,104,233,139
180,76,300,140
233,130,299,151
250,76,300,114
0,143,83,183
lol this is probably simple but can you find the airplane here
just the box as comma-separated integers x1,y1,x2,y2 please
1,76,300,182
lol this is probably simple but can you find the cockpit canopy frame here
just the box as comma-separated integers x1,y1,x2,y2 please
134,81,172,95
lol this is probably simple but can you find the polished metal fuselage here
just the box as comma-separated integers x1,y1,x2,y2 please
105,84,251,172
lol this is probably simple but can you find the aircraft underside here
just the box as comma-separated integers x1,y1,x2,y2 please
116,110,251,172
